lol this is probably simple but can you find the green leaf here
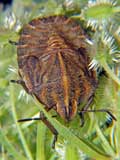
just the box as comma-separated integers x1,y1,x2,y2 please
84,2,116,20
95,122,115,156
0,79,8,88
0,130,27,160
10,84,33,160
65,143,79,160
36,123,46,160
33,98,114,160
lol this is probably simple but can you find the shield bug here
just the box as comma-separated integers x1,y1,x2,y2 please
10,15,116,148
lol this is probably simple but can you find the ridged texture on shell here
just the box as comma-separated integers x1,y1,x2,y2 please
17,16,97,121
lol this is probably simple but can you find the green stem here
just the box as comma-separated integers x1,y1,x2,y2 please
95,122,115,156
101,59,120,85
10,84,33,160
36,123,46,160
65,143,79,160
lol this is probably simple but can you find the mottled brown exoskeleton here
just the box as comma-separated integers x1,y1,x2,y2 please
10,16,115,148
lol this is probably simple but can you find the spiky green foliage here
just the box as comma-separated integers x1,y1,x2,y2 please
0,0,120,160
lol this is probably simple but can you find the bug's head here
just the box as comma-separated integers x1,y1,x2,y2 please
56,100,77,122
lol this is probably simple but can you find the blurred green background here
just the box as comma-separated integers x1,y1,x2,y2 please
0,0,120,159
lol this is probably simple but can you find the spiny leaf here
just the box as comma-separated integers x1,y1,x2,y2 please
84,0,118,20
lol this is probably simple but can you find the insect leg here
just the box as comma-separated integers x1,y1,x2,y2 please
78,95,93,127
10,79,25,84
10,79,30,94
18,111,58,149
80,109,116,121
78,112,84,127
39,111,58,149
78,95,116,127
9,40,19,45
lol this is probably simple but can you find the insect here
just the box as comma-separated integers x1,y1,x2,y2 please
10,15,116,148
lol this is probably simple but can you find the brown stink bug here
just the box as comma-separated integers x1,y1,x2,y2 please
10,15,116,148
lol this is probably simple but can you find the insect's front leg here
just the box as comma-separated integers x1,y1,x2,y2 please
10,79,31,94
9,40,19,46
